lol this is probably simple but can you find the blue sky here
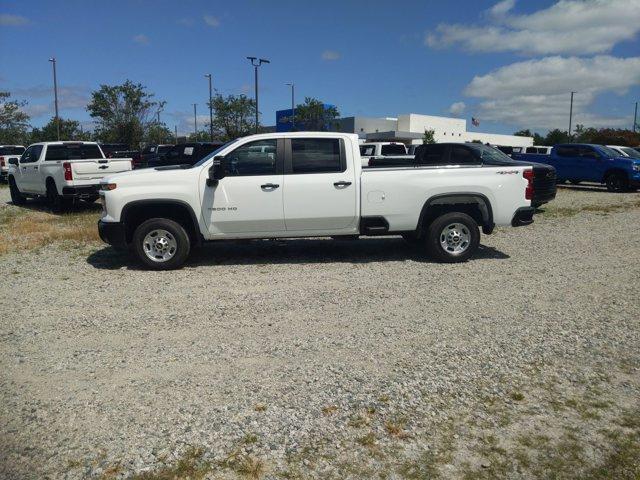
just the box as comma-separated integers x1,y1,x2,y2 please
1,0,639,136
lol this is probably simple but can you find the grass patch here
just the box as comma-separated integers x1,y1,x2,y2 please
126,447,210,480
356,432,377,447
321,405,338,416
543,199,640,219
253,403,267,412
509,391,525,402
0,204,100,256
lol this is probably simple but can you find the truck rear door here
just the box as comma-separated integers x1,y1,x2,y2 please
283,137,357,232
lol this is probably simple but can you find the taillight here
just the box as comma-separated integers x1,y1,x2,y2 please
63,162,73,181
0,157,4,167
523,169,534,200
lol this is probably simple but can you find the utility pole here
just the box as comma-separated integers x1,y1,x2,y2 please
192,103,197,137
156,110,161,124
246,57,270,134
205,74,214,141
286,82,295,131
48,57,60,140
634,102,638,133
175,125,178,143
568,91,576,142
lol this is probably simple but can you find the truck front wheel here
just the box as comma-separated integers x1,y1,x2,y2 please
132,218,191,270
425,212,480,263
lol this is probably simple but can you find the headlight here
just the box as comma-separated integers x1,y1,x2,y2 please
633,164,640,172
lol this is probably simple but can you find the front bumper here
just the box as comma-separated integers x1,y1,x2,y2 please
98,220,127,248
62,185,100,198
511,207,535,227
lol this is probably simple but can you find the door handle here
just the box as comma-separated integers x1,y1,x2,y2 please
260,183,279,190
333,181,352,187
34,166,38,170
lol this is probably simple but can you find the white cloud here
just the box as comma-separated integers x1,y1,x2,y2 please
178,18,194,27
426,0,640,55
321,50,341,61
464,56,640,129
0,14,30,26
203,15,220,27
448,101,466,116
133,34,149,45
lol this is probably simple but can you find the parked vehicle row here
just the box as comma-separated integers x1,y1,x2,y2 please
512,143,640,192
98,132,538,269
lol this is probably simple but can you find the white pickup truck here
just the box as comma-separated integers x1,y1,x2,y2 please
0,145,25,182
8,141,132,211
98,132,536,270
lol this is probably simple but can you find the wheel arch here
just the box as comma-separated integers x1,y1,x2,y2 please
417,193,493,234
602,168,629,183
121,199,202,246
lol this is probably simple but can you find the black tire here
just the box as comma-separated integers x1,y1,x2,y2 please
425,212,480,263
132,218,191,270
46,179,67,212
9,176,26,205
605,172,628,192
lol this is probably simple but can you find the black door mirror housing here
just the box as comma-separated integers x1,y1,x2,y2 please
8,158,19,166
207,155,226,187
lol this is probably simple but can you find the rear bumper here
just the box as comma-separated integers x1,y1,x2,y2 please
511,207,535,227
98,220,127,248
62,185,100,198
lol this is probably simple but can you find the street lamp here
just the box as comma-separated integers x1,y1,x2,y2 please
246,57,270,134
205,74,213,141
192,103,197,137
568,91,576,142
48,57,60,141
285,82,295,131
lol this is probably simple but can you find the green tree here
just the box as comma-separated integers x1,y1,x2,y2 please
422,129,436,144
544,129,570,145
87,80,163,147
209,94,256,141
0,91,30,144
145,122,174,144
513,129,533,137
30,117,91,142
293,97,340,131
187,130,213,142
533,133,545,145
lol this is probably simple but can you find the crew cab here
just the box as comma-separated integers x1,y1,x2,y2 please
7,141,132,211
513,143,640,192
98,133,536,270
359,142,407,166
0,145,25,182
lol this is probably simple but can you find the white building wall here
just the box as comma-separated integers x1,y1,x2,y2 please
461,132,533,147
398,114,467,143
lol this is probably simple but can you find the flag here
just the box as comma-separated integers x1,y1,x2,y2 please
471,117,480,127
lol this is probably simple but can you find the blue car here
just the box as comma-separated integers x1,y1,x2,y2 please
513,143,640,192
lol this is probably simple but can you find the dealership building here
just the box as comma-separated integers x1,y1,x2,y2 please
275,109,533,148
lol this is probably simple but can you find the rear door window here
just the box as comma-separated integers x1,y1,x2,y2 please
416,144,447,165
381,144,406,155
556,145,579,157
449,146,479,164
291,138,344,173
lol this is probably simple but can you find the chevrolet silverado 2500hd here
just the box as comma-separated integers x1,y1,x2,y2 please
8,141,132,211
98,132,536,270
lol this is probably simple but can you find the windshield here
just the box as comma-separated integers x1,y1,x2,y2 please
598,146,623,157
0,146,25,155
192,140,237,167
381,144,407,155
620,147,640,159
467,144,514,164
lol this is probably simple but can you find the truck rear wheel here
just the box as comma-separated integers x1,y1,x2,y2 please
425,212,479,263
46,179,68,213
132,218,191,270
9,177,26,205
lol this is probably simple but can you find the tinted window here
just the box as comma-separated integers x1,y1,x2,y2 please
497,146,513,155
597,146,620,157
467,144,513,164
360,145,375,156
20,146,34,163
0,146,25,155
226,139,277,176
416,144,447,165
381,144,406,155
556,145,580,157
141,146,154,154
450,146,479,164
45,144,103,161
157,145,172,154
291,138,343,174
526,147,538,153
621,147,640,159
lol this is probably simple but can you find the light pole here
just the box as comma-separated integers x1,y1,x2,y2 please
246,57,270,134
175,125,178,143
192,103,197,137
48,57,60,140
286,82,295,131
205,74,214,141
634,102,638,133
568,91,576,142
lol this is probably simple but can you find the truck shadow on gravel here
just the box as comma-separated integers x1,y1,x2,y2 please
7,197,102,214
86,238,509,270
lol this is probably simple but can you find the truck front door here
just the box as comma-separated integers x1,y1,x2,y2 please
283,137,358,232
202,138,285,235
17,145,43,193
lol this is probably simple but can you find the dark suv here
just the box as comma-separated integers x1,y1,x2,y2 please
149,142,225,168
140,144,174,168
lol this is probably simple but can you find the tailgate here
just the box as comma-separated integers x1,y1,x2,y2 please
71,158,132,180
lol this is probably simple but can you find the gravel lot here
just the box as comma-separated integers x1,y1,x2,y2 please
1,184,639,479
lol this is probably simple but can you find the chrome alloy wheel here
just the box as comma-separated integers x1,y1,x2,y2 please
143,229,177,262
439,222,471,255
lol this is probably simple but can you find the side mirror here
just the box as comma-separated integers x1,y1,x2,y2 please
8,158,19,166
207,155,226,187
